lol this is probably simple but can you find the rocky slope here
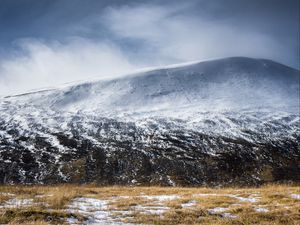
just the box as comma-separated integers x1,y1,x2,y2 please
0,57,299,185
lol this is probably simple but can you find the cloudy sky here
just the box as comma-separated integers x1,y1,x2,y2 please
0,0,299,95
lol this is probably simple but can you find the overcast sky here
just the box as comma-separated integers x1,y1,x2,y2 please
0,0,299,95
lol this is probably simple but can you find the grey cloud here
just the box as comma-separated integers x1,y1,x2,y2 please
101,3,295,66
0,0,298,95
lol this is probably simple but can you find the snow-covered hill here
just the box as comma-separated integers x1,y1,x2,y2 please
0,57,299,185
6,57,299,114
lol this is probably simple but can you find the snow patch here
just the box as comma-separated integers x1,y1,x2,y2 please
67,197,133,225
0,198,34,208
254,207,269,213
193,193,260,203
208,207,237,219
181,200,197,208
231,195,258,203
222,213,238,218
208,207,228,214
193,193,219,197
140,195,179,201
0,192,15,196
133,205,170,215
290,194,300,200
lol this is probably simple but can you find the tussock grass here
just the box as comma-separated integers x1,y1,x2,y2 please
8,222,48,225
108,196,151,211
0,207,83,225
0,184,298,224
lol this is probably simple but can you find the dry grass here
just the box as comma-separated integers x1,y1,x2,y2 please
0,207,83,225
8,221,49,225
0,184,298,224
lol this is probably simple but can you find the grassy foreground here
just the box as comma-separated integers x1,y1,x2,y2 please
0,184,299,225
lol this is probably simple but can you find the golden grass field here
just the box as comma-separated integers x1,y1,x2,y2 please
0,184,299,225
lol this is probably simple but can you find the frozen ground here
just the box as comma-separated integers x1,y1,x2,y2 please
0,190,298,224
67,197,133,225
0,198,34,208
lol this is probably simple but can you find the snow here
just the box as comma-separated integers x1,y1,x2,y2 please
0,57,298,185
67,197,133,225
35,194,54,198
193,193,219,197
67,196,178,224
140,195,179,201
193,193,260,203
133,205,170,215
231,195,258,203
0,191,288,224
66,195,185,224
66,217,79,224
181,200,197,208
208,207,239,218
208,207,228,214
290,194,300,200
0,198,34,208
1,57,298,119
166,175,176,186
0,192,15,196
68,197,108,214
254,207,269,213
223,213,238,218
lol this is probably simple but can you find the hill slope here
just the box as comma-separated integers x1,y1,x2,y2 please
0,57,299,185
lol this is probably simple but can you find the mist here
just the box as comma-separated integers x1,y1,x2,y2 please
0,39,136,95
0,1,298,96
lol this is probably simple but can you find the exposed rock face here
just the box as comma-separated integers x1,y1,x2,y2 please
0,57,299,185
